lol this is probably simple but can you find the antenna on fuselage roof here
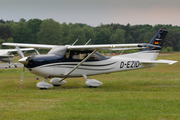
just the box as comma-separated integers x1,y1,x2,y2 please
72,39,79,46
85,39,91,45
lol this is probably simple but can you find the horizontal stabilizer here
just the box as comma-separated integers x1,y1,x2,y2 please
141,59,178,65
137,44,161,49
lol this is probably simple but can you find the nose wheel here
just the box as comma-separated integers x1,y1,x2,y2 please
36,78,67,89
36,78,53,89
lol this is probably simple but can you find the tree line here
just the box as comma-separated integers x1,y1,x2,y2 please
1,18,180,52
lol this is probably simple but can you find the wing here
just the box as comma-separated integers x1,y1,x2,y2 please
0,48,35,55
0,48,35,52
2,42,161,51
68,43,161,51
2,43,58,49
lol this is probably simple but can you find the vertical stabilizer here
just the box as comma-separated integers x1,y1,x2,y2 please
149,28,168,47
119,29,168,61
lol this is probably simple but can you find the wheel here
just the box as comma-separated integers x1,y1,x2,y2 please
53,85,61,87
89,86,97,88
40,88,47,90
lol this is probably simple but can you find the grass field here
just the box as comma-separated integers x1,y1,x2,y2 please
0,53,180,120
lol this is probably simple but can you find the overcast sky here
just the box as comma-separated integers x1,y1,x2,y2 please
1,0,180,27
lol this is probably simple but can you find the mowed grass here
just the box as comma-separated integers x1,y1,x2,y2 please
0,53,180,120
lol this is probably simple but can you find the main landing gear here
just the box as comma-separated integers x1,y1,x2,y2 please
83,75,103,88
8,62,17,68
36,79,53,89
36,78,67,89
36,75,102,89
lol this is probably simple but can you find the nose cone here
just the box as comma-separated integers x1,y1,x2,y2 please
18,57,28,65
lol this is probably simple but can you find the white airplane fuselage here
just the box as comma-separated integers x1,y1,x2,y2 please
27,50,158,78
0,55,14,63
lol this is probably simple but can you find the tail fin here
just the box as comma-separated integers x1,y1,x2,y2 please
149,28,168,47
120,29,168,61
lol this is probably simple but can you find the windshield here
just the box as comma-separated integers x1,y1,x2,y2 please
48,46,67,56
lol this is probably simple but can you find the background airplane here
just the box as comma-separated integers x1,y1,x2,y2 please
2,29,177,89
0,48,34,68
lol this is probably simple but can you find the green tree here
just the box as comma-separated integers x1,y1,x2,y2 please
144,31,155,43
164,30,175,49
110,29,125,44
94,28,111,44
177,41,180,51
125,23,130,38
0,24,13,41
173,30,180,51
0,39,5,48
130,29,141,41
125,35,134,43
0,19,5,24
7,37,13,43
60,22,69,45
37,18,63,45
161,47,174,53
136,34,144,43
2,18,180,51
83,25,95,44
27,19,42,43
12,20,34,43
67,26,86,45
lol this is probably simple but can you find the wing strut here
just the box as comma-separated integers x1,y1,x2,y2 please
34,48,40,55
85,39,91,45
61,49,97,81
72,39,79,46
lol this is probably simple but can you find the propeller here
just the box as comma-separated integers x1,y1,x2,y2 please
16,45,24,58
16,46,39,84
16,45,25,84
20,66,25,84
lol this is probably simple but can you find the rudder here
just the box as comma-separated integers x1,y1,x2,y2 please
149,28,168,47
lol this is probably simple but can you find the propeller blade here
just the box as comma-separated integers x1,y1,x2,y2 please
20,66,25,84
27,54,35,61
16,45,24,58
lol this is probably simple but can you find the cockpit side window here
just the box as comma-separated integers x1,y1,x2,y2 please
65,50,105,61
88,53,100,60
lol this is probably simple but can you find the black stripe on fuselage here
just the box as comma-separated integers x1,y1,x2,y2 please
53,66,115,71
41,61,118,68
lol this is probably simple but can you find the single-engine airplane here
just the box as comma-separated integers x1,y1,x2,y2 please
0,48,35,68
2,29,178,89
